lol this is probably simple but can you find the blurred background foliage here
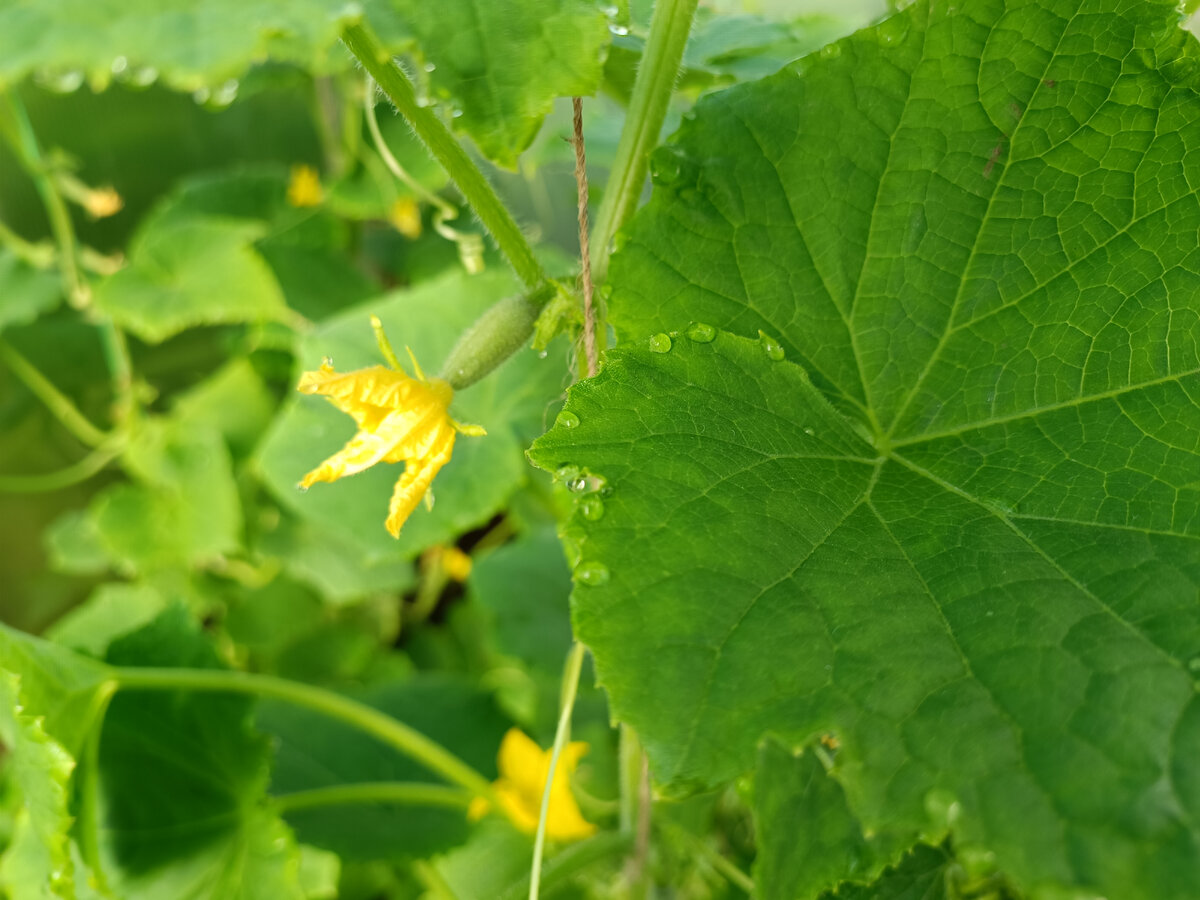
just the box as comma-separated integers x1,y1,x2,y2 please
0,1,891,897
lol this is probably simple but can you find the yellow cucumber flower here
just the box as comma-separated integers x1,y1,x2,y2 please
468,728,595,841
287,164,323,207
296,334,484,537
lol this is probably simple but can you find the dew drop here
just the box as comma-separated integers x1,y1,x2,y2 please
649,147,684,187
575,561,610,586
39,69,84,93
210,79,239,108
649,333,672,353
686,322,716,343
537,349,548,359
580,496,605,521
556,410,580,429
874,15,910,46
129,66,158,87
192,86,211,105
820,42,842,59
759,331,785,361
568,476,589,494
556,464,581,484
111,55,129,75
322,355,334,367
424,61,436,72
803,427,815,436
608,23,629,35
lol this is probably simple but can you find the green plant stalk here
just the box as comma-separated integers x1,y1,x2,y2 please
529,640,588,900
498,833,633,900
0,90,86,305
112,666,502,809
658,819,754,895
73,683,117,895
590,0,699,284
617,723,642,835
0,216,55,268
342,21,546,292
0,339,107,447
273,782,472,815
0,439,123,493
97,320,134,425
1,91,136,428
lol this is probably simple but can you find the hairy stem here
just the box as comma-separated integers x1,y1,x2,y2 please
113,667,501,808
590,0,699,284
342,21,546,291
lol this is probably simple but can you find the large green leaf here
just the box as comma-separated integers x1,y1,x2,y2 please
365,0,612,168
86,417,242,573
258,675,509,860
531,2,1200,897
96,608,315,900
0,623,111,756
0,0,356,92
0,673,77,900
256,268,566,561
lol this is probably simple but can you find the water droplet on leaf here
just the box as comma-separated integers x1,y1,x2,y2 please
649,147,685,187
568,476,589,493
686,322,716,343
129,66,158,87
556,464,581,484
580,497,605,521
39,69,84,93
209,79,239,108
649,333,672,353
575,561,610,586
556,410,580,429
608,23,629,35
759,331,785,361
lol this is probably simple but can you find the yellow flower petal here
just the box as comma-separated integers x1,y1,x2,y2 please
389,196,423,239
297,353,480,537
441,546,472,581
474,728,596,842
287,164,323,207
